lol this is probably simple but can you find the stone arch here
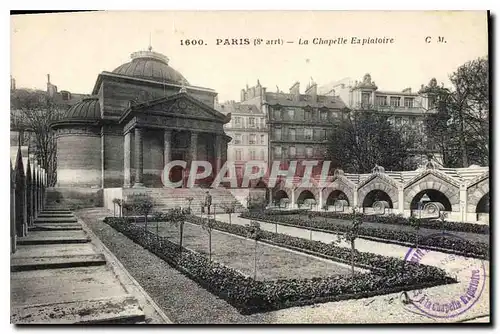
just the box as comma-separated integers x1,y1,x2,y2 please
325,190,350,206
467,177,489,213
362,189,394,208
296,189,316,204
409,189,452,211
404,172,460,211
272,180,293,203
476,193,489,213
358,176,399,210
322,178,355,207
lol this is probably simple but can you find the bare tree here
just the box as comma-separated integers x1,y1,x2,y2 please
10,89,66,187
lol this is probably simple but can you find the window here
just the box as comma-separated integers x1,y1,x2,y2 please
320,110,328,121
289,128,296,141
304,109,312,121
235,149,242,161
362,92,371,106
234,134,242,144
274,127,282,140
249,150,256,160
289,146,296,158
234,117,241,126
390,97,401,107
249,117,255,127
304,128,313,140
306,146,313,158
404,98,414,108
274,146,282,159
273,108,281,120
262,118,266,128
260,134,265,144
376,96,387,106
260,150,265,160
249,133,256,144
322,129,327,140
288,109,295,120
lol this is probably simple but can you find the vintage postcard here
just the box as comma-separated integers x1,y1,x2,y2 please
10,11,489,324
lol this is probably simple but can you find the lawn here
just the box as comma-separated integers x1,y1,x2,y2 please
143,221,359,281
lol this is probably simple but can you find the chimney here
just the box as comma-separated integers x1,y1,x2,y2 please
10,76,16,91
305,82,317,103
47,73,50,84
240,89,247,102
289,81,300,101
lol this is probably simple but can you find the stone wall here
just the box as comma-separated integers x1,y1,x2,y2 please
45,187,103,210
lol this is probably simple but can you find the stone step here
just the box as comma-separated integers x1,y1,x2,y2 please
29,224,83,231
17,231,90,245
11,254,107,272
11,295,145,324
35,217,78,223
38,213,75,218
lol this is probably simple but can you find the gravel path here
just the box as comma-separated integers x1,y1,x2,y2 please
75,208,490,324
76,208,273,324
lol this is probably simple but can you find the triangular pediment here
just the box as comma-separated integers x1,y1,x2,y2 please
403,169,460,190
128,93,228,123
357,173,400,191
467,170,489,189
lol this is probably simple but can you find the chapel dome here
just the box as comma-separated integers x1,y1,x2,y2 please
112,47,189,85
63,96,101,121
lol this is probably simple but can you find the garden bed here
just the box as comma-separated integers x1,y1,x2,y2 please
242,212,489,260
263,209,490,234
105,216,454,315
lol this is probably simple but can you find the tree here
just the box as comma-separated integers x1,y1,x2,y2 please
130,195,154,230
10,89,66,187
201,217,215,261
246,221,263,280
168,207,188,251
408,215,421,249
326,111,417,173
337,214,362,276
422,57,489,167
223,200,238,224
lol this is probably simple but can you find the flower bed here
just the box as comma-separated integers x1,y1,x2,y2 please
263,209,489,235
105,216,453,314
242,212,489,260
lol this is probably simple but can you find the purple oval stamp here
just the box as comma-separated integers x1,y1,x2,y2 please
401,232,487,319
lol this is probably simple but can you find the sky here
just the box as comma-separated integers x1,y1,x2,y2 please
11,11,488,102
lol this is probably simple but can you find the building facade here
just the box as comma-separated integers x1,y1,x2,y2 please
239,80,350,176
320,74,441,165
44,47,232,208
218,100,268,182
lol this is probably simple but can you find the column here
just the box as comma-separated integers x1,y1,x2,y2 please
123,132,131,188
190,131,198,162
318,188,323,211
459,184,467,222
398,186,405,216
291,188,296,209
164,129,172,166
214,134,222,176
133,127,144,187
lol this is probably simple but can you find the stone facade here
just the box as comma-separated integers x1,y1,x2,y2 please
269,162,489,223
50,47,231,199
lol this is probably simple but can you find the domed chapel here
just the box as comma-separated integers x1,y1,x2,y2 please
50,47,231,206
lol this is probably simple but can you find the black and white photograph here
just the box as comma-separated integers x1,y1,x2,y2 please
9,10,490,324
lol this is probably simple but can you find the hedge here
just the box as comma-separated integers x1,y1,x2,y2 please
241,212,489,260
105,216,453,314
262,209,490,235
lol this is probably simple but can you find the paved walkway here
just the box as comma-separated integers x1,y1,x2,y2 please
11,208,170,324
